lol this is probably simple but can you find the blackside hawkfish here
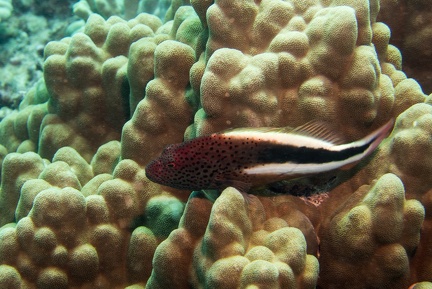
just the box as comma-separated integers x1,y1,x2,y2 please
145,119,394,193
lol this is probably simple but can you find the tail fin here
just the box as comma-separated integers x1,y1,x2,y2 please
333,118,394,168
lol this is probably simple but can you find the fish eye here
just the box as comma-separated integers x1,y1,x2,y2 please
167,162,175,168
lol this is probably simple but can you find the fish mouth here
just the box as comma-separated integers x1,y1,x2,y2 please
145,160,162,183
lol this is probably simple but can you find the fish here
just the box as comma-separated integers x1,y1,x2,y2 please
145,119,394,192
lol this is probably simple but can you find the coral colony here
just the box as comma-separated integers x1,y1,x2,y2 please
0,0,431,288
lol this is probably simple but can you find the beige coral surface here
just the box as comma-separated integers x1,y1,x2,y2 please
379,0,432,94
0,0,431,288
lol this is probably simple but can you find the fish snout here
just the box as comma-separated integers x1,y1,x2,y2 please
145,160,163,183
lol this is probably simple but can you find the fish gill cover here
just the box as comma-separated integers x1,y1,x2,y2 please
0,0,431,288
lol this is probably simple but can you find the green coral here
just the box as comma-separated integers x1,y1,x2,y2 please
0,1,14,42
0,0,12,22
73,0,174,21
0,0,431,288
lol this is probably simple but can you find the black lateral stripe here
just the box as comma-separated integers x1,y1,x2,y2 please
256,139,374,164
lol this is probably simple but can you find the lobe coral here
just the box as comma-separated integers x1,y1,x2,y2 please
0,0,431,288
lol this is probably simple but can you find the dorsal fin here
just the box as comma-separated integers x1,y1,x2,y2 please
220,121,345,145
221,126,288,134
291,121,345,145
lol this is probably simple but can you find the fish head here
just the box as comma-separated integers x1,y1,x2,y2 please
145,143,183,186
146,137,223,190
145,158,165,184
145,141,215,190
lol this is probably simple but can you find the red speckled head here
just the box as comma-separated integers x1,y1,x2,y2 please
145,143,180,185
145,136,226,190
145,132,261,191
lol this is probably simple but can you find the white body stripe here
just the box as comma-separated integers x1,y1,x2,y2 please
222,131,334,149
243,119,394,176
244,154,363,175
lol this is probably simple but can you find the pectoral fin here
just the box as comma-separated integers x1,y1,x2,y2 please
226,180,252,193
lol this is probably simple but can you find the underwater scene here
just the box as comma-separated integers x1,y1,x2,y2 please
0,0,431,288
